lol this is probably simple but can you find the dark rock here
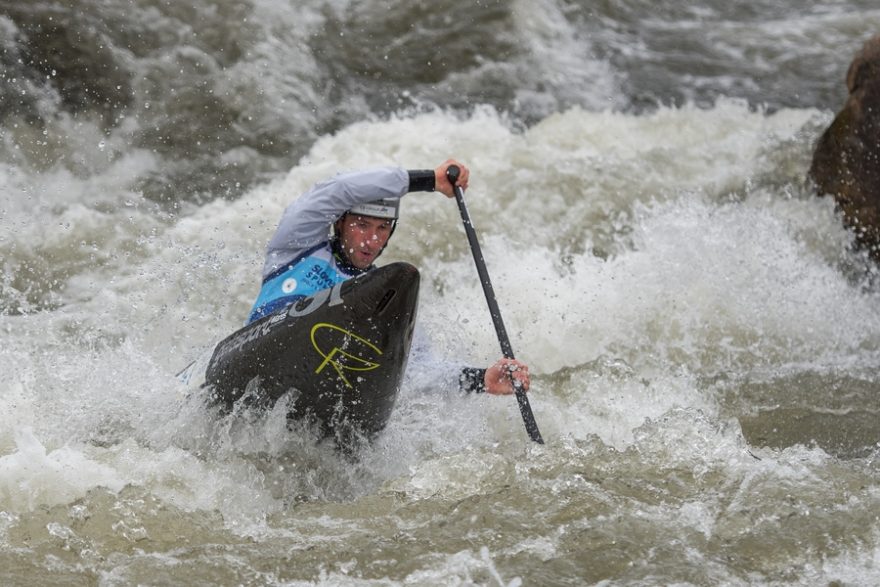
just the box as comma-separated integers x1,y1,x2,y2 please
809,35,880,260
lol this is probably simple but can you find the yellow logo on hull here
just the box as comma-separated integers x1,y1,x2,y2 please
310,323,382,388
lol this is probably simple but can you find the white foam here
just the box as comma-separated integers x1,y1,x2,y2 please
2,102,878,536
0,427,125,512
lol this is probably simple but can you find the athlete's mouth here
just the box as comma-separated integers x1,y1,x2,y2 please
356,248,376,264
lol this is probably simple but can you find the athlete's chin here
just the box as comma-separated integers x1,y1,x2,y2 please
352,251,377,269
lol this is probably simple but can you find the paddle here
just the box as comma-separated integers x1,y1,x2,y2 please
446,165,544,444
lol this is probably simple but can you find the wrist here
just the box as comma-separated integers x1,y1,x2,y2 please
407,169,435,192
459,367,487,394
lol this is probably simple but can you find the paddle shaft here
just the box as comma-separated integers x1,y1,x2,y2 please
446,165,544,444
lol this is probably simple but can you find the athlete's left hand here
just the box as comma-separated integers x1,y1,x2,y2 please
485,358,530,395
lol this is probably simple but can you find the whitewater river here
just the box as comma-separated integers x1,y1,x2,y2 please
3,1,880,585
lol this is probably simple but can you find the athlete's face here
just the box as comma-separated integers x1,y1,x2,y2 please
336,213,394,269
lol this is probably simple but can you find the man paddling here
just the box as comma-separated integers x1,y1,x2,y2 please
248,159,529,396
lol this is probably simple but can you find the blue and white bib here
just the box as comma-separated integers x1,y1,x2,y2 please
247,243,357,323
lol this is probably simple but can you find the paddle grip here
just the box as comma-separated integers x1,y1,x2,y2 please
446,164,460,186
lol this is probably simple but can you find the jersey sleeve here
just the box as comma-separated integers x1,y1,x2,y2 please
402,323,485,395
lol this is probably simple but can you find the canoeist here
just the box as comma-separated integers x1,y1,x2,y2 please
248,159,529,396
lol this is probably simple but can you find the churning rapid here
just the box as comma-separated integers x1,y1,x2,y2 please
3,1,880,585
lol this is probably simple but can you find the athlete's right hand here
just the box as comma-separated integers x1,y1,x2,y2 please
435,159,469,197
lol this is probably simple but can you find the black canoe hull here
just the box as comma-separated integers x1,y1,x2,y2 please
181,262,419,440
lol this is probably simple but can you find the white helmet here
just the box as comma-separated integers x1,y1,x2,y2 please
348,198,400,220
